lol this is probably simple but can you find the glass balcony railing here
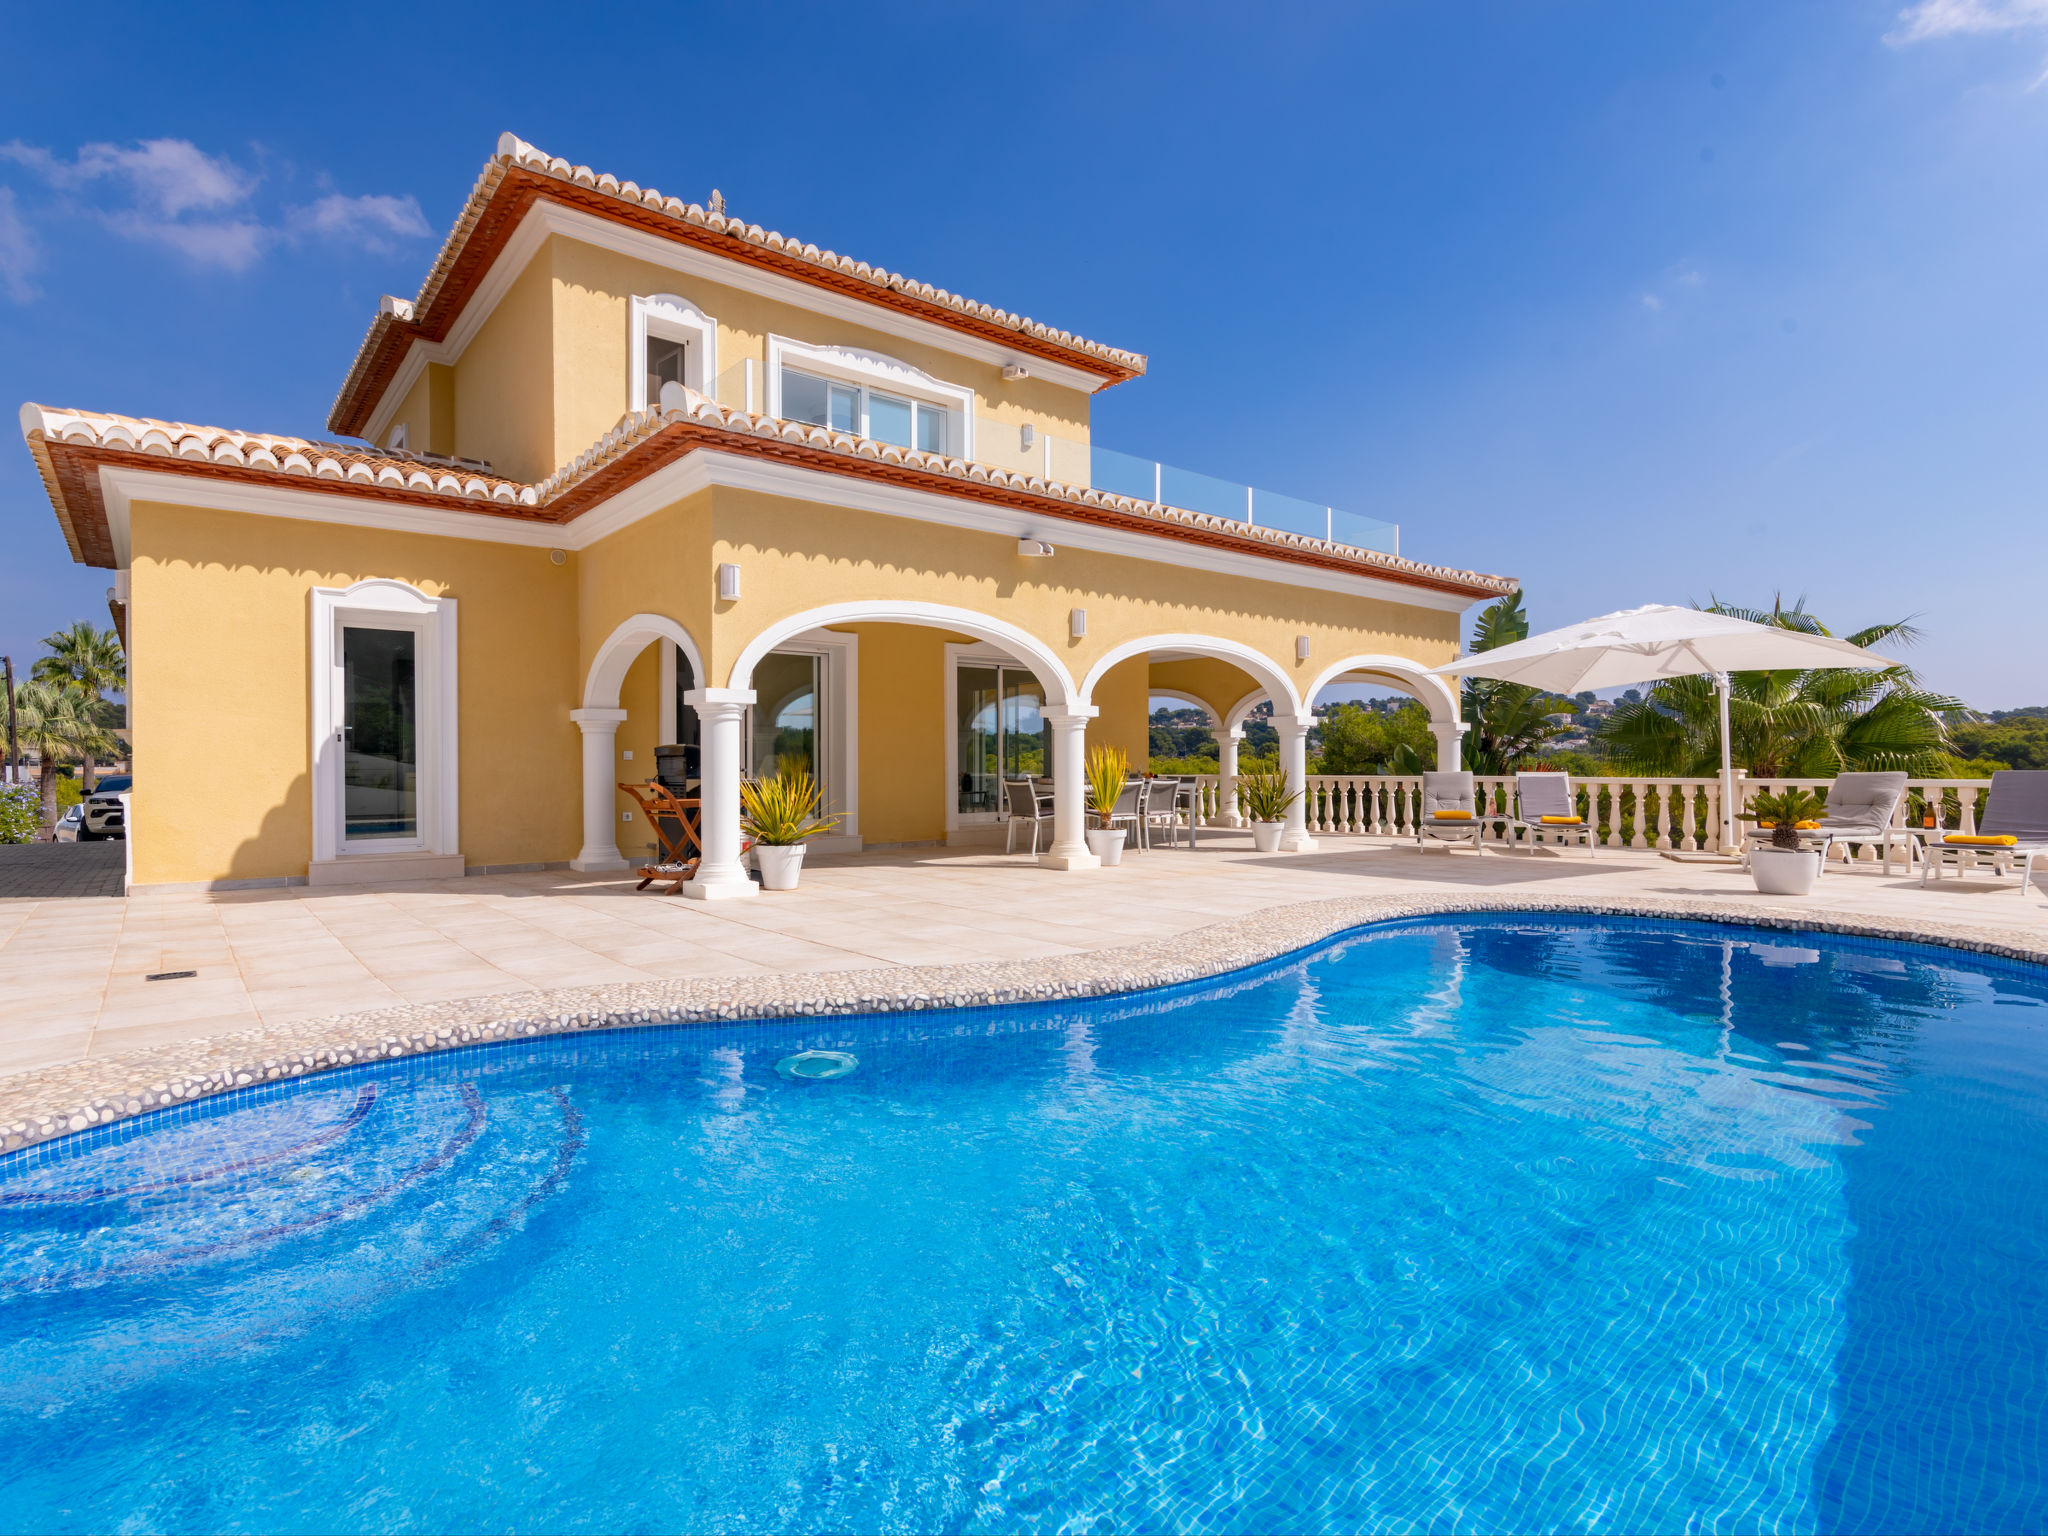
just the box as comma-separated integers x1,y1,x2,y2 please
972,418,1399,556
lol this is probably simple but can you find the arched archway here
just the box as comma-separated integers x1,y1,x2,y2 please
571,614,709,873
727,600,1078,708
1078,634,1301,720
1302,653,1465,770
582,612,705,711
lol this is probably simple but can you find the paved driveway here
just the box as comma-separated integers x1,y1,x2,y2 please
0,841,124,899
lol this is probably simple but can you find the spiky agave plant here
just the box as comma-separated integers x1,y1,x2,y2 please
1236,766,1302,824
1084,745,1129,828
739,763,840,846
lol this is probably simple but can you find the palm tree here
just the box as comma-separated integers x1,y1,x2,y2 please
1596,599,1959,778
12,679,116,834
31,622,125,792
1461,591,1564,774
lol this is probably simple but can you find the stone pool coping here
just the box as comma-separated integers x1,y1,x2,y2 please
6,892,2045,1154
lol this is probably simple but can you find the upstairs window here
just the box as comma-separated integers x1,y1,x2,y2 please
645,336,688,408
781,367,950,453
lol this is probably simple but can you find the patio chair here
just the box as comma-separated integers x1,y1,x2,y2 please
1920,770,2048,900
615,781,701,895
1743,772,1913,875
1414,771,1485,853
1145,775,1199,849
1503,772,1596,856
1107,778,1145,849
1003,776,1054,855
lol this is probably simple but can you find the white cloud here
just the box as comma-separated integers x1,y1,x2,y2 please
287,192,431,252
73,138,255,216
1888,0,2048,43
105,210,268,270
0,188,36,301
1640,293,1663,311
0,137,430,289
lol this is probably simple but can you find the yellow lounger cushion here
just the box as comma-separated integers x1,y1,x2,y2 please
1944,834,2019,846
1755,821,1820,830
1538,815,1583,825
1432,810,1474,821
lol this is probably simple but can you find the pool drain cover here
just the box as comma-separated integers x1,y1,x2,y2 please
776,1050,859,1082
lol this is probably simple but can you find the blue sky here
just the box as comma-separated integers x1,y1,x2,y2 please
3,0,2043,706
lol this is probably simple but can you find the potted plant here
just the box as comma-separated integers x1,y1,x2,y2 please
1237,766,1301,853
1084,745,1130,865
1747,787,1825,896
740,764,840,891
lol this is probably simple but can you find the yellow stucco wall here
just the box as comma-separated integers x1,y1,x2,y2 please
613,644,663,862
543,238,1093,481
698,485,1459,709
452,249,557,483
836,623,954,846
126,502,581,886
386,370,433,455
1089,656,1151,771
1147,657,1263,724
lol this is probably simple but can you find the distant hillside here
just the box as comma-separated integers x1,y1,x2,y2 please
1952,710,2048,772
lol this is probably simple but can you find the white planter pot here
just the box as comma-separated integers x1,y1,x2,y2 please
1250,820,1285,854
754,843,807,891
1085,827,1127,866
1750,846,1820,896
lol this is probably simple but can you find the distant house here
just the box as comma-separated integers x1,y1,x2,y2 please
20,134,1513,894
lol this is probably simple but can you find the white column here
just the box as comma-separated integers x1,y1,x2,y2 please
1037,707,1101,871
1429,720,1468,772
569,707,630,871
1277,715,1318,852
1218,728,1245,827
682,688,759,900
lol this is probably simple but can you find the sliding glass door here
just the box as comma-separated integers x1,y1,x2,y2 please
956,663,1048,816
750,650,822,785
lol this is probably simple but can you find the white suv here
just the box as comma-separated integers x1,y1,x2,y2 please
79,775,130,841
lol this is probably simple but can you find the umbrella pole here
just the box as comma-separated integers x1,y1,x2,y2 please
1716,670,1735,853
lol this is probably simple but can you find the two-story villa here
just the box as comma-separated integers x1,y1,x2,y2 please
20,134,1513,897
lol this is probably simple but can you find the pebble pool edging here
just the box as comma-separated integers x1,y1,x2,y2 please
5,892,2046,1156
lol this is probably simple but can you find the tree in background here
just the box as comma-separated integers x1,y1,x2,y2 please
12,679,116,833
1314,700,1437,774
1596,600,1958,777
31,622,125,793
1461,591,1564,774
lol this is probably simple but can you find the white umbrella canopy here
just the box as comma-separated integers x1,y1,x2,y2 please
1430,604,1896,852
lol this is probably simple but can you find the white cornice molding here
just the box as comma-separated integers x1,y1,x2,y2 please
96,456,1475,612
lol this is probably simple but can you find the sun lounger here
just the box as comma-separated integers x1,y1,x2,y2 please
1502,772,1596,856
1920,770,2048,900
1414,771,1485,852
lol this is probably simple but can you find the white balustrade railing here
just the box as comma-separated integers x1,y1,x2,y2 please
1284,774,1994,855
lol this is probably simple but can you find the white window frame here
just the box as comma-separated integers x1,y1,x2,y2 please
385,422,409,451
629,293,718,412
310,579,459,866
944,641,1046,830
742,628,859,843
766,335,975,459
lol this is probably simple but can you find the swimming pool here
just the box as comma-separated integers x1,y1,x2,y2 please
1,914,2043,1533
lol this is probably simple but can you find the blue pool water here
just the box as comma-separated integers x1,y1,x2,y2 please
1,915,2044,1534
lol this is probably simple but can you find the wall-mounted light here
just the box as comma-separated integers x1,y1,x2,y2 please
718,563,742,601
1002,363,1031,381
549,548,567,566
1018,538,1055,557
1296,635,1312,661
1019,424,1036,451
1070,607,1087,639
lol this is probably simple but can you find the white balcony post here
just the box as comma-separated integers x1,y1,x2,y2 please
1429,720,1468,772
682,688,759,900
1277,715,1317,852
1218,728,1245,827
1038,708,1101,871
570,708,630,872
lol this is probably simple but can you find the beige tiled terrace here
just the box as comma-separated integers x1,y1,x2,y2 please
3,832,2043,1082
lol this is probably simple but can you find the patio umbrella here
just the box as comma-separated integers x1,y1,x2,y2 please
1429,604,1894,852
